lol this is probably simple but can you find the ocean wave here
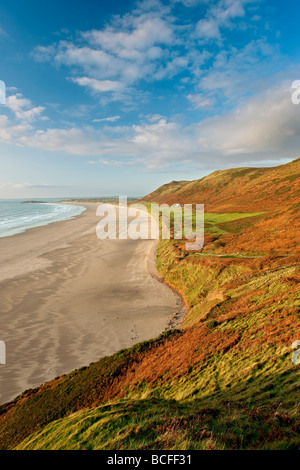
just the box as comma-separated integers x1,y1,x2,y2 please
0,202,86,238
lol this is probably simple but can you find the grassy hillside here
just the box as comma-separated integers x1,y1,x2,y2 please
141,158,300,212
0,160,299,450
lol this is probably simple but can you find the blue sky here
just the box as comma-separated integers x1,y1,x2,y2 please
0,0,300,198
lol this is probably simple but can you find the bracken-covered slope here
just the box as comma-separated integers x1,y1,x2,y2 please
0,159,299,450
141,158,300,212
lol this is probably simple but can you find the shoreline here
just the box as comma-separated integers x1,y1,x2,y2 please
0,203,185,405
0,201,87,241
146,239,188,330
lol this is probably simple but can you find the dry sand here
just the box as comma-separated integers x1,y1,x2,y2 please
0,203,184,405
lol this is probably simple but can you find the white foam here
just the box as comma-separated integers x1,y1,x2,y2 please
0,202,86,238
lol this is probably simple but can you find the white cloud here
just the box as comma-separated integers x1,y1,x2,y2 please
0,113,33,144
41,12,175,93
187,93,213,109
133,119,178,146
72,77,124,93
0,27,8,37
30,0,267,109
2,81,297,173
31,4,187,101
32,45,55,62
83,17,173,52
251,14,261,21
196,19,221,39
93,116,121,123
2,2,292,175
195,0,251,41
173,0,207,6
212,0,246,25
18,127,95,155
145,114,166,122
197,38,278,102
6,94,46,121
196,83,300,156
89,159,136,166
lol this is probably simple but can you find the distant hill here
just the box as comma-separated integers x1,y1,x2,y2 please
141,158,300,212
22,201,46,204
60,197,139,204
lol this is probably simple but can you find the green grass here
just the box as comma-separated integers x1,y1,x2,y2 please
10,243,299,450
204,212,264,224
16,399,220,450
191,253,263,259
16,343,300,450
0,330,179,451
0,208,299,451
134,205,264,238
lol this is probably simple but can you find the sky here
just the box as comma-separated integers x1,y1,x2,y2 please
0,0,300,198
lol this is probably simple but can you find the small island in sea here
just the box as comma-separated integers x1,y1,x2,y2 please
22,200,47,204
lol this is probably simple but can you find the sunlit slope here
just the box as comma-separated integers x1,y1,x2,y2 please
141,158,300,212
14,248,300,450
0,160,299,450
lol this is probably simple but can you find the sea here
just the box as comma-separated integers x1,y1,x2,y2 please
0,199,86,238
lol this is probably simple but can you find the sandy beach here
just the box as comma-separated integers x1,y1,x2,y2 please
0,204,184,405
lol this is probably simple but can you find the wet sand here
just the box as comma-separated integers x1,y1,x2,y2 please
0,204,184,404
